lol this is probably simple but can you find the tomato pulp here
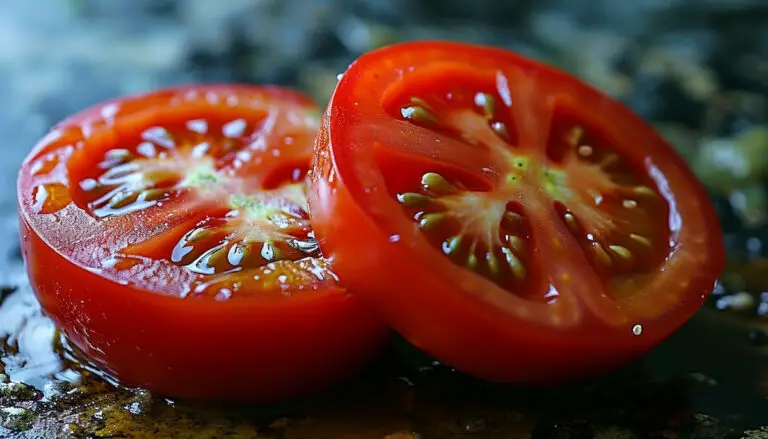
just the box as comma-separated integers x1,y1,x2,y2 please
17,85,389,401
308,41,725,384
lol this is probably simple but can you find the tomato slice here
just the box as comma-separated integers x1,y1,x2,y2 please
17,84,389,401
308,41,725,384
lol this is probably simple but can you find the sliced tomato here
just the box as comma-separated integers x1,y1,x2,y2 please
17,84,389,401
308,41,725,384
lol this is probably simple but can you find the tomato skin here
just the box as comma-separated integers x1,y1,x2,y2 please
17,84,389,401
308,41,725,385
20,222,387,400
311,150,649,384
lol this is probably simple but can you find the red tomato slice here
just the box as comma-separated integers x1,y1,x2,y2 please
17,84,389,401
308,41,725,384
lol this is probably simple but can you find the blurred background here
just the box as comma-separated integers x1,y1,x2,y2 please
2,0,768,234
2,0,768,313
1,0,768,436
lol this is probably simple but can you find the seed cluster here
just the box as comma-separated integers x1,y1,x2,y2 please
559,125,660,272
400,92,512,143
398,172,528,283
393,92,665,289
80,147,179,218
171,187,319,275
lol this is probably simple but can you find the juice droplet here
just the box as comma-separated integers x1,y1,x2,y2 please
30,153,60,176
33,183,71,214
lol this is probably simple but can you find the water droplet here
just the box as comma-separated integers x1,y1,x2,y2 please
136,142,156,158
186,119,208,134
249,137,267,151
205,92,220,104
33,183,71,214
544,284,559,300
632,324,643,336
215,289,232,301
190,142,210,158
100,103,119,121
227,243,245,266
389,234,401,243
142,127,174,148
126,401,141,415
235,149,252,163
261,243,275,261
495,71,513,107
223,118,247,138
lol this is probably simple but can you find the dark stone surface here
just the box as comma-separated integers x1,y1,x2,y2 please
1,1,767,437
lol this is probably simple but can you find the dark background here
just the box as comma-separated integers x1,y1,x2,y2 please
1,0,768,437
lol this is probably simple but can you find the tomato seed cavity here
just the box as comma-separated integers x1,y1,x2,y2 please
387,83,670,293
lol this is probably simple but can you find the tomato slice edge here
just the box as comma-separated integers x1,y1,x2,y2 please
317,40,724,328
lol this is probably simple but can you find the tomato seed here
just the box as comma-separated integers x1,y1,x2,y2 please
622,199,638,209
104,149,133,163
563,212,579,232
421,172,457,196
566,126,584,147
418,213,444,231
501,247,526,280
139,188,168,202
442,235,463,255
633,186,656,197
108,191,137,209
506,235,524,253
467,251,479,270
629,233,652,247
491,121,509,141
577,145,593,157
397,192,431,208
486,251,500,277
401,106,436,125
609,245,632,260
592,242,612,267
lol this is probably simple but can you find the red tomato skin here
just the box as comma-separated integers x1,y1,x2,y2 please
308,42,724,385
17,84,390,401
310,153,648,385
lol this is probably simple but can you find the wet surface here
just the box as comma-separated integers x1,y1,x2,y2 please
1,1,768,437
2,284,768,437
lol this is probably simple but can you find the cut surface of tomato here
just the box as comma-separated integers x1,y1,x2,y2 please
308,41,725,384
17,84,389,401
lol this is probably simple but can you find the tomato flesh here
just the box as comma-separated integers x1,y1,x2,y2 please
309,41,725,384
17,85,389,401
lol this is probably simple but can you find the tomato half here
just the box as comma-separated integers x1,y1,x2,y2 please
308,41,725,384
17,84,389,401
